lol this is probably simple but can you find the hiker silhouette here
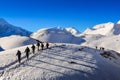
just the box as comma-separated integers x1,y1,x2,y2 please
31,44,35,54
46,42,49,49
25,47,30,59
16,50,21,63
41,43,44,50
36,42,40,51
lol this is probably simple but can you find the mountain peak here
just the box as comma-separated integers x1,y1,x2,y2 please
64,27,80,35
0,18,8,24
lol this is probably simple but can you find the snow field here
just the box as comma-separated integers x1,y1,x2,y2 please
0,43,120,80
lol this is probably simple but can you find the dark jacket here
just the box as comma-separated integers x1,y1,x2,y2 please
16,50,21,56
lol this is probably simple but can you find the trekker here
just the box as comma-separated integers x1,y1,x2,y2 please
41,43,44,50
96,46,97,49
25,47,30,59
16,50,21,63
36,42,40,51
31,44,35,54
46,42,49,49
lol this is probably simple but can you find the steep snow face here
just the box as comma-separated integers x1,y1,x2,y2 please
83,21,120,36
0,35,36,50
31,28,85,44
0,18,31,37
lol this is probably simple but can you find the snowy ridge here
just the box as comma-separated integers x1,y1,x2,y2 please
0,18,31,37
83,28,93,34
83,21,120,36
83,22,115,35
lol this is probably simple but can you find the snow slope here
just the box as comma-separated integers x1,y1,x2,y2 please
82,35,120,53
0,43,120,80
83,21,120,36
0,18,31,37
31,27,85,44
0,35,36,50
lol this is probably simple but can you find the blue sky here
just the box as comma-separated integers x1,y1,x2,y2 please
0,0,120,32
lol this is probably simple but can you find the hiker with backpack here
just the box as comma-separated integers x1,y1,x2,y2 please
41,43,44,50
25,47,30,60
36,42,40,51
16,50,21,63
31,44,35,54
46,42,49,49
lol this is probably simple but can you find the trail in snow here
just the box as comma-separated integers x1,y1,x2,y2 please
0,44,120,80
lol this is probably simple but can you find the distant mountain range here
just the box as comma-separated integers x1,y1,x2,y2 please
1,18,120,38
1,18,120,44
0,18,31,37
0,18,120,51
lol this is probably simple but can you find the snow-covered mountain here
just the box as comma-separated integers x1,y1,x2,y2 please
83,21,120,36
0,18,31,37
0,35,36,50
31,27,85,44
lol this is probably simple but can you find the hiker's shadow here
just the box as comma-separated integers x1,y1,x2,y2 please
26,58,93,77
40,54,98,70
44,48,96,65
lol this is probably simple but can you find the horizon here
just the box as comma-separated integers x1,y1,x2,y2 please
0,0,120,32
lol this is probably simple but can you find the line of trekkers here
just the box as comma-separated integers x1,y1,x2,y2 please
16,41,49,63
